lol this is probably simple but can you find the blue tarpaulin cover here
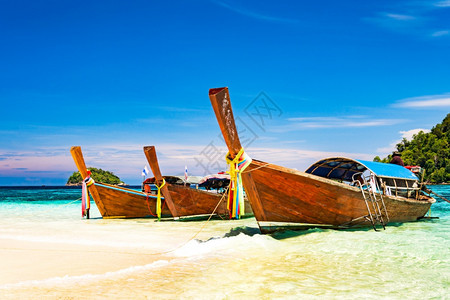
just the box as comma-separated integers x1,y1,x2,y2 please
305,157,418,181
356,159,418,180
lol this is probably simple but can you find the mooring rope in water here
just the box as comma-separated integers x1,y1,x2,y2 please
61,197,82,206
427,189,450,204
145,186,230,256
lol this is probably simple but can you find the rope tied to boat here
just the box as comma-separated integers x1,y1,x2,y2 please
82,172,95,218
225,148,252,219
155,178,166,221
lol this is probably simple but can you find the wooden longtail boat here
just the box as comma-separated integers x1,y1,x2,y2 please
71,146,172,218
70,146,235,219
209,87,435,233
143,146,253,218
143,145,233,218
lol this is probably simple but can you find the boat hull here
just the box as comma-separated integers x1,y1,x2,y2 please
93,183,171,218
93,182,253,219
243,160,433,233
70,145,254,220
165,184,253,218
208,87,434,233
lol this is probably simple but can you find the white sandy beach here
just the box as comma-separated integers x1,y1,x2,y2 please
1,191,449,299
0,238,163,285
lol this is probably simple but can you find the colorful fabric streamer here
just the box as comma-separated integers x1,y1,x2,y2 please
155,179,166,221
225,148,252,219
82,175,94,217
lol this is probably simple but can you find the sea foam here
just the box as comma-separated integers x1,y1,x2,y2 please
0,259,170,290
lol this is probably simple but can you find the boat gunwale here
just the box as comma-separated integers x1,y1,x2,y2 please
94,182,161,199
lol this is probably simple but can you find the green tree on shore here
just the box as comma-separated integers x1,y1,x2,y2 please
67,167,124,185
374,113,450,184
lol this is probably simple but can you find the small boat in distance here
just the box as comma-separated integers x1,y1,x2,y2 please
209,87,435,233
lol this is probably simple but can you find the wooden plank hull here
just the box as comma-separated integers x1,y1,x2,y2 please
71,145,253,220
142,145,253,219
208,87,434,233
245,160,433,233
93,183,171,218
92,182,243,219
165,184,253,217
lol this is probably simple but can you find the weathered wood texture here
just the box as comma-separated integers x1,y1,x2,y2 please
70,146,107,216
209,87,266,219
144,146,178,217
95,182,229,218
209,88,433,232
246,160,431,225
95,183,172,218
70,146,238,219
143,145,237,217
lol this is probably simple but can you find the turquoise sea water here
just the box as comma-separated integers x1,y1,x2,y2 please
0,186,449,299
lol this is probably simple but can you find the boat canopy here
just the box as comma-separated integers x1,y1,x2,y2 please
144,175,202,185
198,172,230,189
305,157,418,181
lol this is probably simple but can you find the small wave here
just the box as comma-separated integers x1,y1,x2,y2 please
0,260,170,290
172,228,277,257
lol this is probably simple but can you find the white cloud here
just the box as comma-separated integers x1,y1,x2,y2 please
366,12,418,30
212,0,298,24
376,143,398,156
431,30,449,37
245,147,374,171
0,142,377,184
400,128,431,140
434,0,450,7
76,143,209,176
376,128,431,156
275,116,405,132
0,151,74,174
366,4,449,37
0,143,208,184
393,94,450,108
385,13,416,21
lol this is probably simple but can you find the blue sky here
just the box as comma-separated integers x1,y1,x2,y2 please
1,0,449,185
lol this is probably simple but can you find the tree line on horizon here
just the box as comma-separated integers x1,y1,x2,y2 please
374,113,450,184
67,167,124,185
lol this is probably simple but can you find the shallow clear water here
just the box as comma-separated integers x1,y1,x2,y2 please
0,186,449,299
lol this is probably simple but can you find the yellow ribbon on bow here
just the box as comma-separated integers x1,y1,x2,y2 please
155,179,166,221
225,148,252,219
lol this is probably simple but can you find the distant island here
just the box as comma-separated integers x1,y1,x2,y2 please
374,113,450,184
66,167,125,186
